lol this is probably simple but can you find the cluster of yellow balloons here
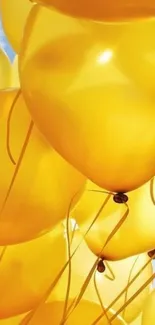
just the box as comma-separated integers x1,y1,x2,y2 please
0,0,155,324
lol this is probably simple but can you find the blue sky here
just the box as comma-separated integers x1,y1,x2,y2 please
0,20,15,61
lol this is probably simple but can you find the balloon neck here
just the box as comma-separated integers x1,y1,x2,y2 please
113,192,128,204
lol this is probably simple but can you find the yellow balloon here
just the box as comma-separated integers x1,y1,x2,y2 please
117,19,155,95
50,229,152,323
11,56,20,88
0,224,66,318
73,180,155,260
0,88,85,244
0,49,11,89
0,314,27,325
0,0,33,53
34,0,155,21
21,300,126,325
142,290,155,325
20,5,155,193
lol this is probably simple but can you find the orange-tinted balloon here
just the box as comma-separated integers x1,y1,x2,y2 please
20,6,155,193
0,88,85,244
73,180,155,260
21,300,127,325
50,229,152,323
0,224,66,318
34,0,155,22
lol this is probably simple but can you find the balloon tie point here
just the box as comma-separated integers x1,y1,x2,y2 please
148,249,155,259
113,193,128,204
97,259,106,273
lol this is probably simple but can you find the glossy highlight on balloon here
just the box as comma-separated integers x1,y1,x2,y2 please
0,88,85,244
20,5,155,193
34,0,155,22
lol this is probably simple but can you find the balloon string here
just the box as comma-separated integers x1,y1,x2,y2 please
6,89,21,165
60,199,74,324
110,273,155,323
150,177,155,205
64,203,129,322
20,192,112,325
0,246,7,262
87,189,114,196
91,253,155,325
122,255,140,319
94,271,112,325
63,194,113,320
70,221,77,246
0,120,34,218
104,261,115,281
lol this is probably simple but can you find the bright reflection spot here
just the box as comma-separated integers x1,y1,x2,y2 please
97,49,113,64
63,218,79,238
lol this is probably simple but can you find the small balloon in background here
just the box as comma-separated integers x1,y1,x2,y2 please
21,300,127,325
73,180,155,260
0,88,85,244
0,49,11,89
32,0,155,21
11,56,20,88
20,5,155,193
0,0,33,53
0,223,67,318
49,225,152,323
142,290,155,325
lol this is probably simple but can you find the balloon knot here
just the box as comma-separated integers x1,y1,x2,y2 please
113,192,128,204
148,249,155,259
97,259,105,273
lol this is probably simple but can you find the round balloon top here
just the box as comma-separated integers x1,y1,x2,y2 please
20,6,155,193
34,0,155,21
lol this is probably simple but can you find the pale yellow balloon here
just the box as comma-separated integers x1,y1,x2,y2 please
20,5,155,193
131,314,142,325
142,290,155,325
0,0,33,52
73,180,155,260
21,300,127,325
0,89,85,244
0,49,11,89
0,223,67,318
50,229,152,323
11,56,20,88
